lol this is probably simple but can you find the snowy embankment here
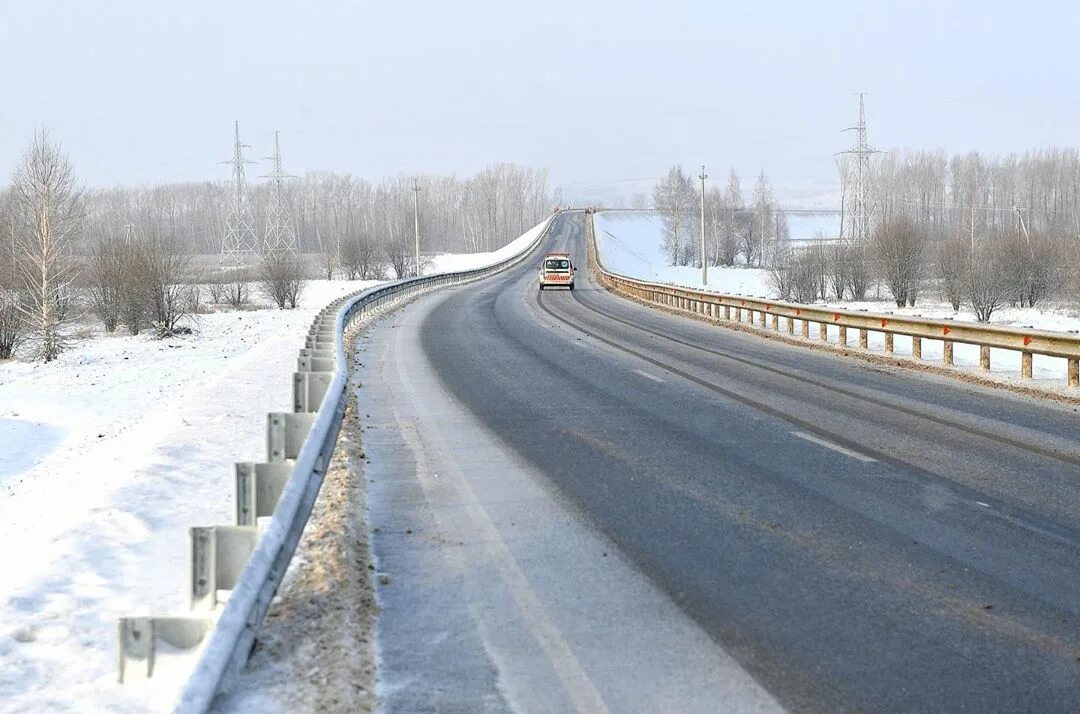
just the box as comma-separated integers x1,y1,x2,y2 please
594,210,1080,387
423,218,550,275
0,280,377,713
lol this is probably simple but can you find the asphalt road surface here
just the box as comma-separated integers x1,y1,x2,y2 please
356,210,1080,713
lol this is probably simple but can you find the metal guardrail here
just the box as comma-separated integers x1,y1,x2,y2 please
117,214,556,712
587,212,1080,389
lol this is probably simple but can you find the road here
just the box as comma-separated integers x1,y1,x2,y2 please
356,210,1080,713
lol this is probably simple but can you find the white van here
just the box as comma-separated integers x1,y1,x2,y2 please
538,253,575,290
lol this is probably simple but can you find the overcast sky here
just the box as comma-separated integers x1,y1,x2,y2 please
2,0,1078,206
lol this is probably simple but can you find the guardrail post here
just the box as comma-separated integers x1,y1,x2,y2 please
787,316,794,335
979,345,990,371
943,341,954,366
884,333,894,355
912,336,922,359
770,314,779,331
234,462,293,526
724,305,731,320
189,526,260,610
1021,351,1033,379
297,355,335,372
819,323,828,342
293,371,333,413
859,329,868,349
118,617,212,682
1070,358,1079,387
267,412,316,462
838,325,848,346
801,320,810,338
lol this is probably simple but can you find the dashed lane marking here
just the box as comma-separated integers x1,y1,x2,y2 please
792,431,877,463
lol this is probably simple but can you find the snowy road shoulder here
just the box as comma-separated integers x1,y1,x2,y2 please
0,280,377,713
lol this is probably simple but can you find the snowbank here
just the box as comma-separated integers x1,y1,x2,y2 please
424,217,550,275
592,210,1080,386
0,280,377,713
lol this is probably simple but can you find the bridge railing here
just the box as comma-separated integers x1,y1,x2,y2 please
587,212,1080,390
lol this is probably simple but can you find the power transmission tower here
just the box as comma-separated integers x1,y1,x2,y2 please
699,165,708,286
220,120,259,267
262,130,298,254
412,178,421,277
840,93,882,245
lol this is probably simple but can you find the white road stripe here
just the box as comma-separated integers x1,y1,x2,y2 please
791,431,877,463
633,369,665,383
976,501,991,508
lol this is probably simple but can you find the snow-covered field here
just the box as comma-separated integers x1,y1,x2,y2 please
0,280,378,713
594,210,1080,386
594,210,773,296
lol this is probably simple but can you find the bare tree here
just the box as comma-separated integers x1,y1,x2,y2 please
260,251,306,309
0,292,25,359
10,130,84,361
87,236,126,331
871,216,927,307
383,230,412,279
223,267,251,308
139,235,197,336
652,166,698,266
752,171,776,267
846,244,872,300
967,242,1014,322
936,231,969,312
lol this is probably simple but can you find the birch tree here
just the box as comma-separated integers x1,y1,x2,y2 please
652,165,697,266
11,130,84,361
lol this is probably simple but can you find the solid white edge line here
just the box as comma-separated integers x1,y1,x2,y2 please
791,431,877,463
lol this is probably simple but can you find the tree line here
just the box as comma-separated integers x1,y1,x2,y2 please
652,165,788,269
653,151,1080,322
0,130,551,361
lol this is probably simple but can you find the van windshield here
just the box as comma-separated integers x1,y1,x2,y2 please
545,259,570,271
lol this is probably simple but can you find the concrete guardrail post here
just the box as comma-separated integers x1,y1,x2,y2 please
1021,351,1033,379
979,345,991,371
912,336,922,359
943,341,954,366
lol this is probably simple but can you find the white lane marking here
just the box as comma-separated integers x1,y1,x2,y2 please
791,431,877,463
976,501,991,508
633,369,665,383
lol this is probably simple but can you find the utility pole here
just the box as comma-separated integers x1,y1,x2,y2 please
412,177,421,278
840,94,882,245
699,165,708,285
